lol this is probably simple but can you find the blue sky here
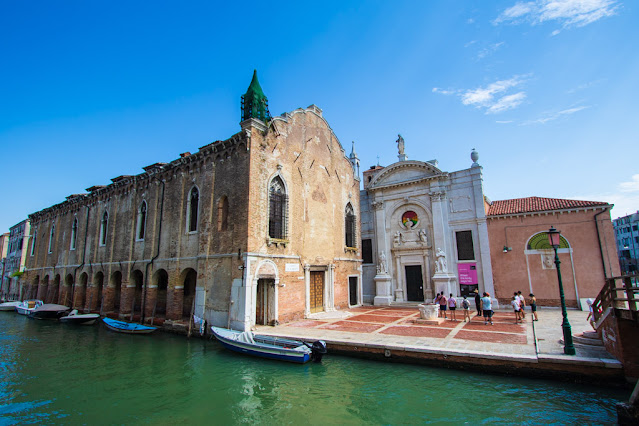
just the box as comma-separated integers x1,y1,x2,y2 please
1,0,638,233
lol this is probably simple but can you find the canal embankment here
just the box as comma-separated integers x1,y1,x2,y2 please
251,306,628,386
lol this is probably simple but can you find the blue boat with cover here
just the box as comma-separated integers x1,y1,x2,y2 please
210,326,327,363
102,317,157,334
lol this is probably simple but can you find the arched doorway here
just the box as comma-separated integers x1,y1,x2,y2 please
111,271,122,313
49,275,61,304
64,274,74,307
94,272,104,313
254,261,279,326
79,272,88,311
130,270,144,318
181,268,197,319
152,269,168,317
31,275,40,299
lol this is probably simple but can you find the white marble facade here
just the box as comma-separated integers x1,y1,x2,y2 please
360,147,494,305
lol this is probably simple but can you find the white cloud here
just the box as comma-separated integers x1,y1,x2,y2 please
571,175,639,219
522,105,589,124
433,75,529,114
477,42,505,60
494,0,619,29
566,78,605,93
620,174,639,193
496,120,514,124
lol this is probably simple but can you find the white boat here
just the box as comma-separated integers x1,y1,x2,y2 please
0,301,21,311
16,299,44,315
210,326,327,363
59,309,101,325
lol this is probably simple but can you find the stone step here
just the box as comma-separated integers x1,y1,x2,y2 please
565,333,604,346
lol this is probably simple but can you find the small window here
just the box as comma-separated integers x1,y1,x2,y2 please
362,239,373,264
137,201,147,240
100,211,108,246
269,176,287,239
187,187,199,233
345,203,356,248
48,224,55,253
18,238,23,250
70,218,78,250
218,196,229,231
456,230,475,261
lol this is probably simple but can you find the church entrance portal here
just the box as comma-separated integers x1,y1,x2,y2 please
405,265,424,302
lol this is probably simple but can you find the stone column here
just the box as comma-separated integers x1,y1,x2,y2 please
430,190,457,296
304,264,311,316
372,200,393,305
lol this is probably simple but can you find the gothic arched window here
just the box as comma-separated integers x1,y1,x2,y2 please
269,177,287,239
187,187,199,232
137,201,147,240
345,203,356,248
100,211,108,246
48,224,55,253
70,217,78,250
218,196,229,231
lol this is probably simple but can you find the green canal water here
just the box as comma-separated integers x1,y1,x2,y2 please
0,313,628,425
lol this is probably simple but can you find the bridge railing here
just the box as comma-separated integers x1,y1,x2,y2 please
592,274,639,324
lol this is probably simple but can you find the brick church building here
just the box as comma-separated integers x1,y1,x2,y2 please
23,71,361,330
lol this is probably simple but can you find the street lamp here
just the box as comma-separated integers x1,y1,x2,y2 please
548,226,576,355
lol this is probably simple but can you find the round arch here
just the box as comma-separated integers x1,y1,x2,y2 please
152,269,169,316
180,268,197,319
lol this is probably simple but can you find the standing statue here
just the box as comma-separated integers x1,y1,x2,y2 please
377,251,388,274
418,228,428,244
435,248,447,273
396,134,405,155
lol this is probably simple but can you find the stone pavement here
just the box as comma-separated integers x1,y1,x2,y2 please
256,305,622,379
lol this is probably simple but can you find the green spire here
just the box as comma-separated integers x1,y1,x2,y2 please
241,70,272,123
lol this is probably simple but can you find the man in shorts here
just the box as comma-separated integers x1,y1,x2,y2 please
481,292,493,325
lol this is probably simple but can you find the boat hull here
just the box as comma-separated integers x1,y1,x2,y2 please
28,304,70,320
60,314,100,325
211,326,311,363
0,302,21,311
102,317,157,334
16,300,44,316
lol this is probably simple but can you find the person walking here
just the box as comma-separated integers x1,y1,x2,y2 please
474,289,482,317
511,296,522,323
462,296,471,322
448,294,457,321
439,293,448,319
528,293,538,321
517,291,527,319
481,292,493,325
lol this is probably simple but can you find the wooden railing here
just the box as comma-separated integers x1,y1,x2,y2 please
592,274,639,324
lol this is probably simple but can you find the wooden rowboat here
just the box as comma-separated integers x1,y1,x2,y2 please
103,317,157,334
210,326,327,363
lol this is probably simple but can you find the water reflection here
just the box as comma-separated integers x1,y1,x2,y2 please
0,314,628,425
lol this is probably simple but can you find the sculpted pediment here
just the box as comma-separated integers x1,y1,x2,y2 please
370,161,444,189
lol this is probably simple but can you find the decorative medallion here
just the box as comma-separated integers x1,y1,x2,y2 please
402,211,418,228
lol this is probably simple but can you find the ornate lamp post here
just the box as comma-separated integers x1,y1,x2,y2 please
548,226,576,355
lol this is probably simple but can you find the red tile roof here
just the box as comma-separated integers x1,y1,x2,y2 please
487,196,609,216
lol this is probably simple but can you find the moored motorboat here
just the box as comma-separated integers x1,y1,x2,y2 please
0,301,21,311
210,326,327,363
29,304,71,320
59,309,100,325
16,299,44,315
102,317,157,334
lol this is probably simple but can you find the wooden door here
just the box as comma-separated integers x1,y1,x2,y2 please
310,271,324,313
256,279,267,325
405,265,424,302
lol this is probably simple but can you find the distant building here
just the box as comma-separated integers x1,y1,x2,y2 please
2,220,30,300
486,197,620,308
359,145,494,305
0,232,9,300
613,211,639,274
23,71,360,330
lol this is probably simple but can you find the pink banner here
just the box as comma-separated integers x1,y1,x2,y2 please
458,263,478,285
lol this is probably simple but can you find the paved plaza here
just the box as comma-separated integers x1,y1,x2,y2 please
257,305,619,368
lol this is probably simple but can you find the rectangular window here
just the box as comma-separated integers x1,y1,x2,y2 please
456,230,475,261
362,239,373,264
